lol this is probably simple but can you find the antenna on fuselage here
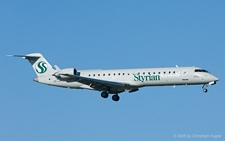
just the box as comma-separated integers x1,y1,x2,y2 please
54,65,61,71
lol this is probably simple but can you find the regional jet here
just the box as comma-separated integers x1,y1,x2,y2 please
9,53,219,102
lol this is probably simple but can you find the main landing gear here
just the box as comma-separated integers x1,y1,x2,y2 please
101,92,120,102
112,94,120,102
101,92,109,98
202,84,208,93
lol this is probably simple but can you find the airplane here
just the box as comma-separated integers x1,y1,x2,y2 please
9,53,219,102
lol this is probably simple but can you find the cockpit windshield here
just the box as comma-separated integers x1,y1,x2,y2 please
195,69,209,73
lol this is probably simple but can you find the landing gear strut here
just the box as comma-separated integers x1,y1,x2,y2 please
112,94,120,102
202,84,208,93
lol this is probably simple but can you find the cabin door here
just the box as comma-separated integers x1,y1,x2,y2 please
182,70,188,80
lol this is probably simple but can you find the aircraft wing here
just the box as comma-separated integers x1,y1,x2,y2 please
60,74,128,93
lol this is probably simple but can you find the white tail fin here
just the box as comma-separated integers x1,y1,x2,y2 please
9,53,56,76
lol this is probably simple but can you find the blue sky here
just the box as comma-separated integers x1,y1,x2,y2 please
1,1,224,141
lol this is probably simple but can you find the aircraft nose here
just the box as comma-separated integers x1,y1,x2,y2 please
215,76,219,81
212,75,219,82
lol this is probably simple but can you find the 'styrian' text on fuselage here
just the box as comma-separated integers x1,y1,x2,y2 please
134,74,160,82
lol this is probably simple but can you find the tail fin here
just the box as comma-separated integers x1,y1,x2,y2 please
9,53,56,76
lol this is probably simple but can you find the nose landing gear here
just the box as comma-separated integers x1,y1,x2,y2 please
202,84,208,93
203,88,208,93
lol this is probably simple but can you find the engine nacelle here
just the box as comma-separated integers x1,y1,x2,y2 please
54,72,61,77
59,68,77,75
54,68,77,79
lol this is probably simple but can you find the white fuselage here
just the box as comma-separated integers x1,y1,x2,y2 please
36,66,219,93
11,53,219,101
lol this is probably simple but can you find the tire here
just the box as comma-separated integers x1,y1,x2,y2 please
101,92,109,98
112,95,120,101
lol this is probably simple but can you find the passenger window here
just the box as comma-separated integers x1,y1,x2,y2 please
118,73,120,75
108,73,110,76
169,71,171,74
93,74,95,76
89,74,91,77
158,72,161,74
153,72,155,74
123,73,125,75
103,74,105,76
114,73,116,76
98,74,100,76
173,71,176,74
148,72,151,75
128,73,130,75
164,72,166,74
143,72,145,75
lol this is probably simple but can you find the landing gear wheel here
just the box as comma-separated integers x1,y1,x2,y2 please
101,92,109,98
202,84,208,93
203,89,208,93
112,95,120,102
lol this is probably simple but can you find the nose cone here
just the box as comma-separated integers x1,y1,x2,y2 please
215,76,219,81
211,75,219,82
33,77,39,82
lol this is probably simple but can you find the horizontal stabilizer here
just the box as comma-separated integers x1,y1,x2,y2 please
7,53,43,59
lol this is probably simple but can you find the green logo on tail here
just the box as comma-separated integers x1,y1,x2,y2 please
36,61,47,74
